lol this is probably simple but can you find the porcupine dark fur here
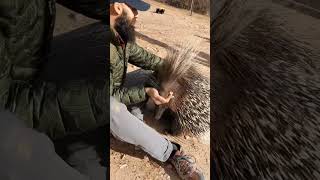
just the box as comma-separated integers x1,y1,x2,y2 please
212,0,320,179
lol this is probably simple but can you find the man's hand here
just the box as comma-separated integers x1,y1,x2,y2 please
145,87,174,105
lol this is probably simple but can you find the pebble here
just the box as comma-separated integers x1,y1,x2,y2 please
143,156,149,162
120,164,128,169
121,154,126,159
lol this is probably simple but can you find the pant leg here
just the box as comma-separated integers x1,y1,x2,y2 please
64,142,107,180
0,111,90,180
54,127,107,180
110,97,173,162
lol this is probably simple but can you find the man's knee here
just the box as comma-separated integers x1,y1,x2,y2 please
110,97,127,114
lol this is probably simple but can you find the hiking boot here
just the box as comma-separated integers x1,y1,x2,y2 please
168,149,205,180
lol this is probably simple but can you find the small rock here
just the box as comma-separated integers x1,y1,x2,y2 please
143,156,149,162
119,164,128,169
121,154,126,159
160,168,166,173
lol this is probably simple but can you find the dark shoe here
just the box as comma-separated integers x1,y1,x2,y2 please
169,150,205,180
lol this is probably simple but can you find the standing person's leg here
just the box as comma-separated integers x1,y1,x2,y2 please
0,111,90,180
54,127,107,180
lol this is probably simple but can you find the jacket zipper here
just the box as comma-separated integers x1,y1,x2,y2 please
120,45,127,88
44,0,56,57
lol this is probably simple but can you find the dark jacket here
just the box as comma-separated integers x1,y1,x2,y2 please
110,29,164,105
0,0,107,139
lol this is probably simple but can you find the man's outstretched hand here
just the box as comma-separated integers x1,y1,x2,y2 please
145,87,174,105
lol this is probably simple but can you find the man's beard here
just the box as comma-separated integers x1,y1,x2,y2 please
114,13,136,43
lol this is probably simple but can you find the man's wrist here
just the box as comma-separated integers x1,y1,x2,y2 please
144,87,150,94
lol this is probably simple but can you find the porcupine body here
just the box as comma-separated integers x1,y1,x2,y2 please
213,0,320,179
154,42,210,138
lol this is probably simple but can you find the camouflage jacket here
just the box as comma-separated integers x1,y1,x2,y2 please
110,29,163,105
0,0,107,139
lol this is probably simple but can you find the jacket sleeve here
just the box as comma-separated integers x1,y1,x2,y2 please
2,79,108,140
127,43,164,72
110,71,147,106
57,0,107,21
110,84,147,106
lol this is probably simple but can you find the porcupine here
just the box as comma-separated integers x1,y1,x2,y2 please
153,41,210,139
212,0,320,179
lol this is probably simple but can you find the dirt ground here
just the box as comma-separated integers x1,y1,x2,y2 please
111,1,210,180
54,0,210,179
129,0,210,74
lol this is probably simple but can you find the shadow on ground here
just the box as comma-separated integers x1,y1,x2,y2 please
136,32,210,67
110,114,181,180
